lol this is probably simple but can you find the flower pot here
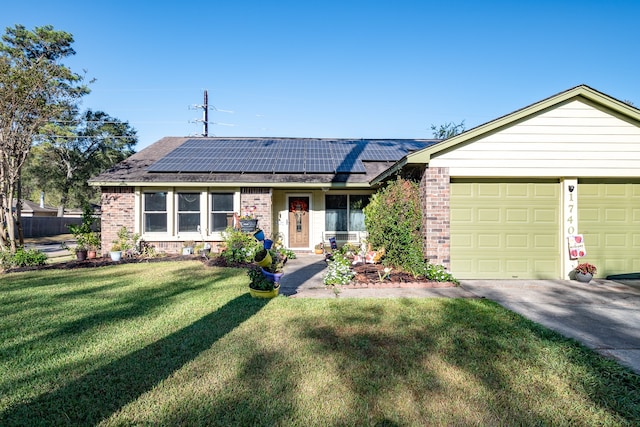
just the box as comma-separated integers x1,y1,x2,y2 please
314,248,324,254
76,249,88,261
87,250,97,259
263,239,273,249
110,251,122,262
575,272,593,283
182,247,193,255
253,229,265,241
254,249,272,268
249,284,280,299
261,268,284,283
240,219,258,232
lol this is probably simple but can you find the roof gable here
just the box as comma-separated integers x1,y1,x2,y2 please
410,85,640,164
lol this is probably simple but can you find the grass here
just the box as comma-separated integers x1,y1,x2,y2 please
1,261,639,426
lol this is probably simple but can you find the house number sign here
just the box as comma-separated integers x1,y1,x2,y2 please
564,179,582,260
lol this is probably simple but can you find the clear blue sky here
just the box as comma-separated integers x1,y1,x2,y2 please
3,1,639,150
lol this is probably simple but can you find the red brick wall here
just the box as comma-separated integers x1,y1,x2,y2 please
241,188,272,238
100,187,135,255
420,167,450,270
99,187,274,256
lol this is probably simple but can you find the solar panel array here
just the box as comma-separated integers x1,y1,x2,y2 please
147,138,434,174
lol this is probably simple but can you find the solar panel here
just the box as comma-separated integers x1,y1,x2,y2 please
242,158,275,173
305,158,337,173
274,158,305,173
147,138,433,174
335,160,366,173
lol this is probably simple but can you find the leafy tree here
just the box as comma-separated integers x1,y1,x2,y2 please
430,120,466,139
364,177,425,276
24,109,137,212
0,25,88,252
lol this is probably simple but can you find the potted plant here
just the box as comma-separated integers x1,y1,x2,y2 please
194,242,211,257
74,243,88,261
110,242,123,262
254,248,272,268
260,248,286,283
574,262,597,282
314,242,324,254
85,231,101,259
239,206,258,232
110,226,140,261
182,240,195,255
67,205,99,261
247,265,279,298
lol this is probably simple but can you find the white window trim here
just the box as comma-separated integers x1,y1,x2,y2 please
138,187,241,241
209,191,237,236
324,193,369,233
141,190,170,234
175,190,206,238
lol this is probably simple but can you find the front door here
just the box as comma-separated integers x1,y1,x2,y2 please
288,196,310,248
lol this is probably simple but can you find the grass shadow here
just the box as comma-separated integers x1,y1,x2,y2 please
0,293,270,426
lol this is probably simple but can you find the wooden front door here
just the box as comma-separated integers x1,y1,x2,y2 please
288,196,310,248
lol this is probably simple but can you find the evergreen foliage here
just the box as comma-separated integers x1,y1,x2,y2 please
364,177,426,277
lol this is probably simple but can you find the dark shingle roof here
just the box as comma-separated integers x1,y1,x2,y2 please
91,137,437,186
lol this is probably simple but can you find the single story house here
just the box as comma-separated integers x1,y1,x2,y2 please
90,136,436,254
91,85,640,280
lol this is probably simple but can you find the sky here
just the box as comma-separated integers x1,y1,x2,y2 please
2,1,639,150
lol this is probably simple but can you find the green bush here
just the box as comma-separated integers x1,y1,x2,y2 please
221,228,262,264
1,247,48,269
364,177,426,277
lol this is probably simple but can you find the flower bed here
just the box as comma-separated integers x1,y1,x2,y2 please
347,264,457,288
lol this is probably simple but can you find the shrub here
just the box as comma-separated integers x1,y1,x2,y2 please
1,247,48,269
364,177,425,276
221,227,262,264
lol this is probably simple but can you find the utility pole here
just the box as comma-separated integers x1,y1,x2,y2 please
190,90,234,137
203,90,209,137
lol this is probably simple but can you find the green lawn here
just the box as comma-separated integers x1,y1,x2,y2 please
1,261,638,426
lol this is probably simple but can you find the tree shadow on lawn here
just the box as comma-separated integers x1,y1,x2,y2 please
295,298,640,425
0,286,270,425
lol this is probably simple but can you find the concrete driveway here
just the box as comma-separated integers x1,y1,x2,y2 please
459,279,640,374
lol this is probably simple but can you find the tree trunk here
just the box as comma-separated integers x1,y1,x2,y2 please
5,180,17,253
16,177,24,246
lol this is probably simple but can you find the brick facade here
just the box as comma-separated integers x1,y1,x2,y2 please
420,167,450,270
100,187,135,255
99,187,274,256
241,188,272,238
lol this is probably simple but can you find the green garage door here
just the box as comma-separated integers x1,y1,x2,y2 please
450,181,560,279
578,182,640,278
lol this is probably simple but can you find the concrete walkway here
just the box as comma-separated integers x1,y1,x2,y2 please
460,279,640,375
281,254,640,374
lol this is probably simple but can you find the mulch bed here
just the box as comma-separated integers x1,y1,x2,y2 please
6,255,457,289
5,254,191,273
345,263,457,288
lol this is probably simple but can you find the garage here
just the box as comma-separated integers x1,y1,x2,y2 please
374,85,640,279
579,181,640,278
450,181,560,279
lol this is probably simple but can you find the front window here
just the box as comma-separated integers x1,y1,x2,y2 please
349,195,368,231
143,192,167,232
210,193,234,232
325,194,369,232
177,192,200,232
